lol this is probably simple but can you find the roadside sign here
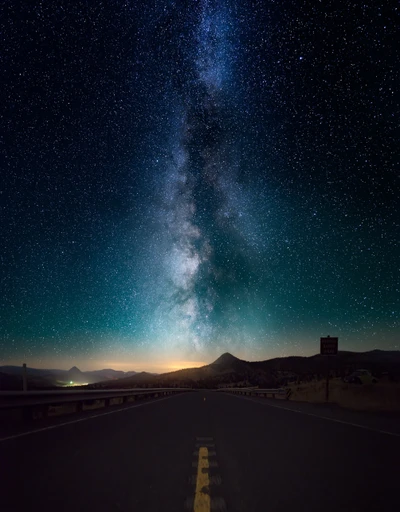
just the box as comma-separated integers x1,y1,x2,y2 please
320,336,338,356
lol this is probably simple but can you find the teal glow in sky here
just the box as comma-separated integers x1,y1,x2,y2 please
1,1,398,371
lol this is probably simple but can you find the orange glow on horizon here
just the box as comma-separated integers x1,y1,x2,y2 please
100,359,208,373
14,358,209,373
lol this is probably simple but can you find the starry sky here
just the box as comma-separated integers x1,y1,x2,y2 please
1,1,398,372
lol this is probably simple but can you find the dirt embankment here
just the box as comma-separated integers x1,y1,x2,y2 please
288,378,400,412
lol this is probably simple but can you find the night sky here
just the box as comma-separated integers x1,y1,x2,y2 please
1,1,398,372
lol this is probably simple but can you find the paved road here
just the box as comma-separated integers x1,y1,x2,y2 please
1,391,399,512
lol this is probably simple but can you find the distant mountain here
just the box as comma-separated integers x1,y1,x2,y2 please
210,352,249,371
124,372,156,383
86,369,136,380
91,352,272,389
124,371,140,377
0,365,140,390
88,349,400,389
67,366,85,382
0,366,55,377
0,368,55,389
2,349,399,391
251,350,400,377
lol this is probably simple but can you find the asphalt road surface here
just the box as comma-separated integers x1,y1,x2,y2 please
1,391,399,512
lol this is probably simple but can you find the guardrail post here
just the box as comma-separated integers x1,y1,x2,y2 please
0,388,197,425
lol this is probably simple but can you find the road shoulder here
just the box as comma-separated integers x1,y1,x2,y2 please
221,392,400,436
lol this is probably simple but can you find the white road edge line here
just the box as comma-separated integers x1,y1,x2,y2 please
0,393,181,443
226,393,400,437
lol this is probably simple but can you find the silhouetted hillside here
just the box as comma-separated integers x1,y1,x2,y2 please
250,350,400,382
0,365,140,390
89,350,400,389
0,372,23,391
3,350,399,391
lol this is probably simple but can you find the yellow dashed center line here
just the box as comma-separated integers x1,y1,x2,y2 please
194,446,210,512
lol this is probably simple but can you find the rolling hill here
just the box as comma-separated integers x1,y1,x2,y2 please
0,365,139,390
89,350,400,389
2,349,399,391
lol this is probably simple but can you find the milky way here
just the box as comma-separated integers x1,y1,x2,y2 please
1,1,398,370
141,1,266,360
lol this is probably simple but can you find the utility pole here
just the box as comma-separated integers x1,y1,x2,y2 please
22,363,27,392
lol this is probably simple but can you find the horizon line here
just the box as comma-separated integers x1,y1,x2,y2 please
1,347,396,374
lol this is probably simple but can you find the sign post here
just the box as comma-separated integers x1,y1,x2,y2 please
320,336,338,402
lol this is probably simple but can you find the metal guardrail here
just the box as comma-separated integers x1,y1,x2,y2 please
0,388,193,421
217,387,291,399
0,387,191,399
